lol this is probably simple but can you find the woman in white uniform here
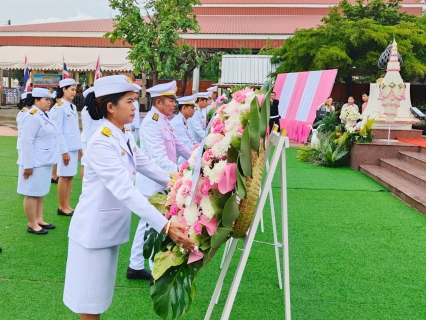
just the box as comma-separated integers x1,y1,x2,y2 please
63,75,195,320
52,78,83,216
16,92,32,159
17,88,58,234
79,87,102,179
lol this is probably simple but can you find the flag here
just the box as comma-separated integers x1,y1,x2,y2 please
95,55,102,80
23,55,31,92
62,56,70,79
273,69,338,143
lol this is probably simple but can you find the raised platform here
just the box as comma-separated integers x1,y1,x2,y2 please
350,140,420,170
372,129,423,140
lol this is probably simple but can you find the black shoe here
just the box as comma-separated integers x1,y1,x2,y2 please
27,227,48,235
51,177,59,183
57,208,73,216
126,267,152,281
39,223,56,229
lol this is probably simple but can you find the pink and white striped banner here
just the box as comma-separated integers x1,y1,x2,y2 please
274,69,337,143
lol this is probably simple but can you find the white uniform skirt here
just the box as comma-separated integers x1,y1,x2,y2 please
57,150,78,177
17,165,52,197
63,239,119,314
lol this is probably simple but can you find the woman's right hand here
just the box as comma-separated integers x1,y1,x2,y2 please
23,168,33,180
62,153,70,166
165,221,196,253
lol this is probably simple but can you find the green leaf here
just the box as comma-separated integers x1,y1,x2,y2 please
211,223,232,248
222,194,240,228
240,128,252,177
211,189,232,220
236,169,247,199
152,245,186,280
231,135,241,150
260,86,272,138
144,228,166,259
249,97,261,152
227,143,239,163
151,260,203,320
148,193,168,214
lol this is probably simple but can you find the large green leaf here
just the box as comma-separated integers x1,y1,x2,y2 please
240,128,252,177
260,78,273,93
151,260,203,320
227,143,239,163
143,228,167,259
211,222,232,248
249,97,261,152
148,193,168,214
260,86,272,139
211,189,232,220
222,194,239,228
236,169,247,199
152,245,186,280
231,135,241,150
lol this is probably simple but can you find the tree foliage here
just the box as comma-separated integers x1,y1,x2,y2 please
272,0,426,85
105,0,201,84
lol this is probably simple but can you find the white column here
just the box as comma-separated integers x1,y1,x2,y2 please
192,67,200,94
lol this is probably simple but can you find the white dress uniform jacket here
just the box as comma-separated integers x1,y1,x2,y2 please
19,106,59,168
188,105,206,143
170,112,195,165
68,119,169,249
52,99,82,154
136,107,192,197
16,108,29,151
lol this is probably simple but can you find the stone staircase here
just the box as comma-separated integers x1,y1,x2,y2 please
360,148,426,215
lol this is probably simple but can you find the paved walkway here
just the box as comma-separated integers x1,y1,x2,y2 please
0,126,17,136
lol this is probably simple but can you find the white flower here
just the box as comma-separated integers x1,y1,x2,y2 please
200,196,215,219
223,101,239,116
204,160,227,183
184,203,200,226
205,133,225,148
211,134,231,157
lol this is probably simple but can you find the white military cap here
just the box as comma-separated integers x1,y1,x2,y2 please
59,78,79,88
94,75,142,98
21,92,29,99
31,88,55,98
195,92,210,99
177,94,196,105
82,87,94,98
147,80,177,99
207,86,218,92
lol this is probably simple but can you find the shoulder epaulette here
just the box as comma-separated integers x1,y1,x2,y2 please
101,127,111,137
30,109,37,115
20,109,26,113
152,113,159,121
195,107,199,111
124,126,129,131
57,101,63,106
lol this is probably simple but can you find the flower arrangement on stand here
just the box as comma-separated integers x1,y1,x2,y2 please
340,107,361,130
144,82,273,319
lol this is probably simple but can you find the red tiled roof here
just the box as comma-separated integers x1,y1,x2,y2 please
0,19,113,32
196,15,323,34
0,16,322,35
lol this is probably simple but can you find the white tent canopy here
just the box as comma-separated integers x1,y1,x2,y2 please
0,46,133,72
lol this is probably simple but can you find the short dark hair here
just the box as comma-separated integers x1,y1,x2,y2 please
271,91,276,95
178,104,194,111
196,97,207,103
348,96,354,99
86,91,128,120
327,96,333,99
361,91,369,96
152,96,167,107
56,85,72,99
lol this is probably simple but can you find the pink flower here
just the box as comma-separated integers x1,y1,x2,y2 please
178,208,185,218
236,95,246,103
178,218,188,229
217,163,237,194
231,87,252,100
199,215,218,236
180,161,189,171
195,195,202,205
216,94,226,103
193,220,202,234
217,105,227,115
165,188,177,206
170,203,178,216
184,179,192,189
192,143,200,150
173,179,183,191
188,250,204,264
237,127,244,135
203,149,214,163
257,94,265,105
165,210,170,219
200,181,211,196
180,185,190,196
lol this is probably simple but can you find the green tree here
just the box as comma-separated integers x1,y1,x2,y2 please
272,0,426,96
10,70,24,83
105,0,200,85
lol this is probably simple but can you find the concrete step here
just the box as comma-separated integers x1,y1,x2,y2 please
399,151,426,171
379,158,426,189
360,165,426,215
421,148,426,156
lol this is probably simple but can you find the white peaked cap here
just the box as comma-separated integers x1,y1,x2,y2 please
177,94,196,105
93,75,141,98
147,80,177,99
31,88,55,98
59,78,79,88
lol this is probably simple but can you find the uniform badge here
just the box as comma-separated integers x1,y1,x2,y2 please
30,109,37,115
101,127,111,137
124,126,129,131
195,107,199,111
47,88,53,94
120,149,125,156
114,134,120,139
57,101,63,106
125,76,133,83
152,113,159,121
21,109,26,113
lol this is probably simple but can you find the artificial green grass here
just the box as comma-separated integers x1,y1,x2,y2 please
1,136,426,319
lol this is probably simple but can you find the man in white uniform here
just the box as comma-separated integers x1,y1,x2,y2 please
170,94,196,165
127,81,192,281
187,92,209,143
205,86,218,116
